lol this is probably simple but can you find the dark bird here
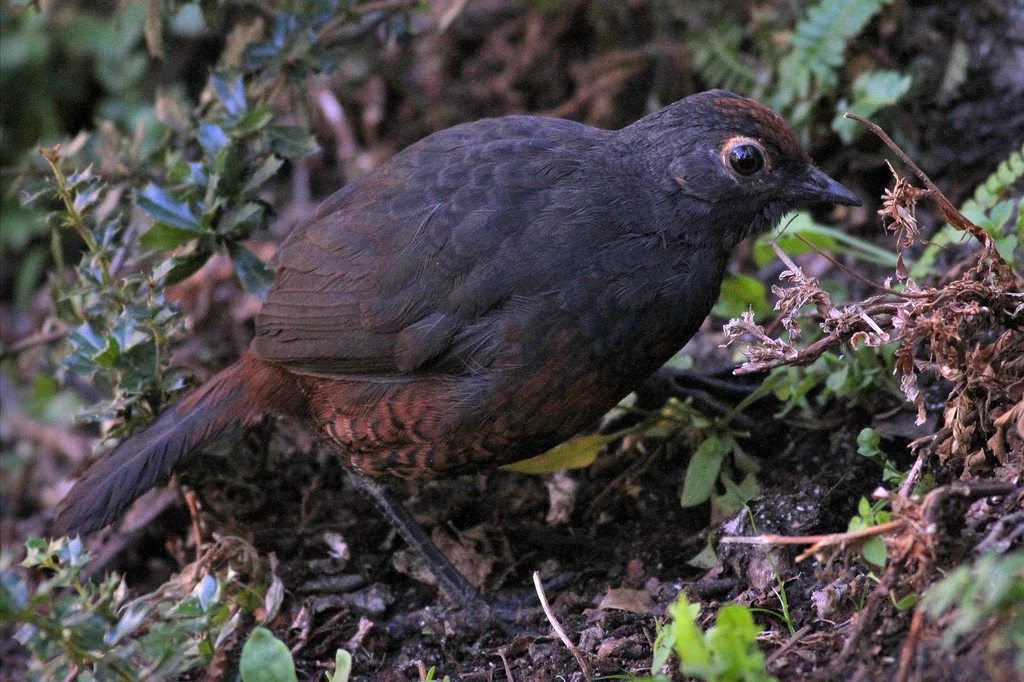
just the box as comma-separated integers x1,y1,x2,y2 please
53,90,859,604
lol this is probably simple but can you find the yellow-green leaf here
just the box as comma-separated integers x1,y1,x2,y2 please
502,433,614,474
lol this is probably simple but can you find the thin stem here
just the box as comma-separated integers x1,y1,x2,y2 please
40,146,111,285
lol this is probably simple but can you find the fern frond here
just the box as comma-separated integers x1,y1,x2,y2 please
773,0,895,110
909,142,1024,279
962,145,1024,215
688,24,760,95
832,70,912,143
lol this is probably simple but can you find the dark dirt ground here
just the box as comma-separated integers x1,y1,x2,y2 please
2,1,1023,680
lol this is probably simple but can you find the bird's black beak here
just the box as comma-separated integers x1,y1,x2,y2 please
792,166,861,207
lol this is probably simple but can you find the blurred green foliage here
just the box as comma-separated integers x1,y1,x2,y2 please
743,344,903,420
1,536,274,682
911,143,1024,278
0,1,153,306
3,1,357,440
921,551,1024,672
683,0,910,141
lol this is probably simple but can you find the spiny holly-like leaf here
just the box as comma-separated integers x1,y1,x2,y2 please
211,73,247,118
138,184,201,231
228,242,273,300
267,126,320,158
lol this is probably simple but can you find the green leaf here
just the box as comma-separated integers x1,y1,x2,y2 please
717,472,760,511
235,107,274,134
687,542,721,571
267,126,320,158
62,321,107,376
651,621,676,674
211,73,247,117
669,594,710,667
858,497,871,519
158,252,210,286
862,535,888,567
502,432,614,474
713,273,770,320
198,123,231,156
704,605,773,681
242,155,284,193
758,213,899,268
774,0,896,109
220,202,266,236
240,628,297,682
138,184,201,231
328,649,353,682
228,242,274,300
680,438,728,507
110,315,147,354
832,70,913,143
856,428,882,458
824,364,849,393
140,222,203,250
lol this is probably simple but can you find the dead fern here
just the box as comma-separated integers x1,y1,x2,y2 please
725,116,1023,483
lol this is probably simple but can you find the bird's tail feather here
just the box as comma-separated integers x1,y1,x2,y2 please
52,351,293,536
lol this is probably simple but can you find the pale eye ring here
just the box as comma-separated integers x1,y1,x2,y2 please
729,143,765,176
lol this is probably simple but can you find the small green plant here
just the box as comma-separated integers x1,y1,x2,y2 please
0,2,154,307
921,551,1024,672
0,536,274,681
847,496,891,568
747,344,902,420
239,628,297,682
642,592,777,682
422,666,451,682
660,399,761,515
831,70,913,143
855,427,904,485
910,142,1024,278
326,649,353,682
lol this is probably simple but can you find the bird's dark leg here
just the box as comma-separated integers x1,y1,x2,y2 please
633,366,763,430
346,472,485,609
637,366,761,406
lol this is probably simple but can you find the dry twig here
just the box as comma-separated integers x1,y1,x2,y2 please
533,570,593,681
720,519,908,563
0,323,69,360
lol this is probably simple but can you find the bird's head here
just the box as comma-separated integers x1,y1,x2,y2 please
625,90,860,243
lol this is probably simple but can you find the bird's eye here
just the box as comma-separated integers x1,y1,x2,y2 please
729,144,765,176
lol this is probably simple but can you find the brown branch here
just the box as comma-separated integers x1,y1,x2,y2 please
734,332,842,374
843,114,1004,257
921,481,1018,523
792,234,934,299
0,324,69,360
720,519,908,564
836,580,889,666
895,608,926,682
